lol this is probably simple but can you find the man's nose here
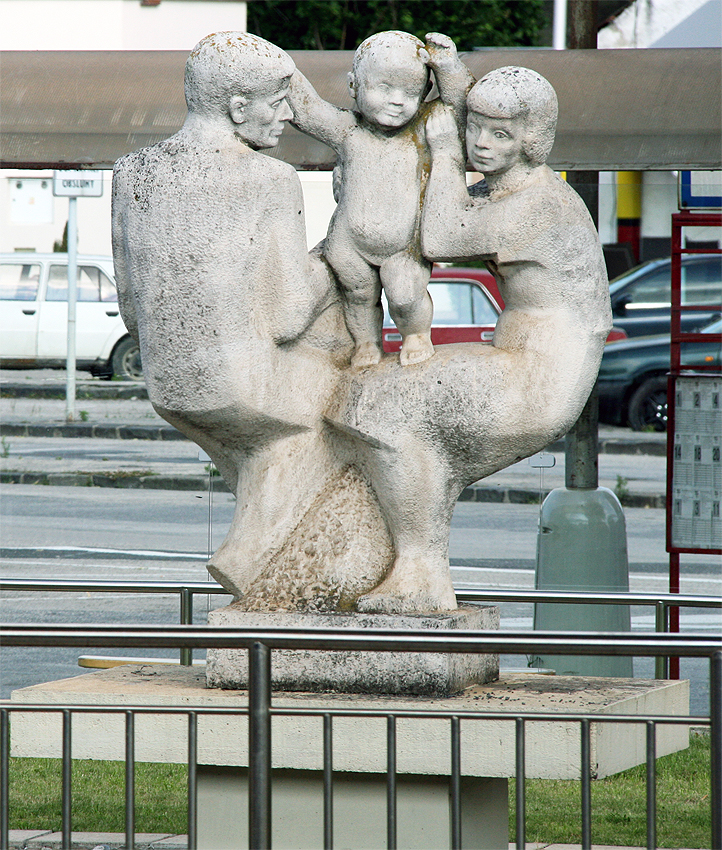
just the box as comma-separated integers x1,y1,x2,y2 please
279,98,293,122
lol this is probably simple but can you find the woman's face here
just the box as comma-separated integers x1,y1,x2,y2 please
465,110,525,176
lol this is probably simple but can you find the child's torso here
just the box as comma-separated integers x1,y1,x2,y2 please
333,119,429,260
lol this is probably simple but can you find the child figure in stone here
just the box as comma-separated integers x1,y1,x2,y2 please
288,31,473,368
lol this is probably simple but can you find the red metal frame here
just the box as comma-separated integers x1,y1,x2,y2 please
666,211,722,678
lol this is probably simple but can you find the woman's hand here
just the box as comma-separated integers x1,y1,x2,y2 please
425,105,462,156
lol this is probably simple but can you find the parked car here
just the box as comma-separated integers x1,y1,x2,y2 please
382,268,502,351
383,266,627,351
0,253,141,380
598,316,722,431
609,254,722,338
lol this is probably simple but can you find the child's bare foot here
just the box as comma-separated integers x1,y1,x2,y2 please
351,342,383,369
399,333,434,366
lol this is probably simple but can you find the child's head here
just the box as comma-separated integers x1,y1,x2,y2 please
466,66,557,167
348,31,430,129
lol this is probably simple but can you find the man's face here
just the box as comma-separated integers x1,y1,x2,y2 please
233,81,293,150
353,58,428,130
465,110,525,176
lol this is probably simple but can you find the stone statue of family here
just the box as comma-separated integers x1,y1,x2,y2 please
112,31,610,620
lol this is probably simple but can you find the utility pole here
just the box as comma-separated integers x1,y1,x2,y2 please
533,0,633,677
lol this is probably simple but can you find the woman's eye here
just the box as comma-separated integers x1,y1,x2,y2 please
494,131,509,139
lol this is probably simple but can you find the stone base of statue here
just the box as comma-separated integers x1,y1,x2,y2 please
205,605,499,696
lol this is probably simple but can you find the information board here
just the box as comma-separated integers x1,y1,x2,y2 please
671,374,722,550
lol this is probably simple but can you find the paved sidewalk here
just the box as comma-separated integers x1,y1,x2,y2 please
1,376,668,507
4,836,704,850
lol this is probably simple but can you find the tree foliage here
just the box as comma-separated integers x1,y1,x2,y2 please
247,0,547,52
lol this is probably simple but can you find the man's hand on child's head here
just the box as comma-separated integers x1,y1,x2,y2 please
425,105,460,152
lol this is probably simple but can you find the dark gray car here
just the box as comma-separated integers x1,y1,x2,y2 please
609,254,721,337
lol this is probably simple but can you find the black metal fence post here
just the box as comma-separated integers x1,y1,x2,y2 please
0,709,8,850
188,711,198,850
249,642,272,850
125,711,135,850
61,710,72,850
711,651,721,850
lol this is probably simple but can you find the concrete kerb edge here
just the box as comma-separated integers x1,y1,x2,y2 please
0,471,662,506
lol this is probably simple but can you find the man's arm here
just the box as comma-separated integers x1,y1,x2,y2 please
425,33,475,121
287,69,355,150
421,108,497,262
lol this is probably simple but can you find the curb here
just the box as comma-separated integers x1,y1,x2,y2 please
0,471,664,508
1,383,149,400
0,422,666,455
0,423,185,440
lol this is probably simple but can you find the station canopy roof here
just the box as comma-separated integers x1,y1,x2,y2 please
1,47,720,171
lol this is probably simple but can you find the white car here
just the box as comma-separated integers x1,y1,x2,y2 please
0,253,141,380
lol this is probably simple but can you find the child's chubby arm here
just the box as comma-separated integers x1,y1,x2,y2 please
287,69,356,151
425,33,475,119
421,107,498,262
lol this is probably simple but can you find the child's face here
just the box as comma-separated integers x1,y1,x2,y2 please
465,110,525,176
353,57,428,129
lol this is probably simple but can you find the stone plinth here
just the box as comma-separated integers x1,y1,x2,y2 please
10,667,689,779
206,605,499,696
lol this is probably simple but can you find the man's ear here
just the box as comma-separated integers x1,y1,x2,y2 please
229,95,248,124
347,71,357,100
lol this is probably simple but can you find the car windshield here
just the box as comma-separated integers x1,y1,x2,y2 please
382,280,498,328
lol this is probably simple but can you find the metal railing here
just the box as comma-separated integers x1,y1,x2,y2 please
1,626,720,850
2,578,719,675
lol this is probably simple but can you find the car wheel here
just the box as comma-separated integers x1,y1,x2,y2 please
627,376,668,431
111,337,143,381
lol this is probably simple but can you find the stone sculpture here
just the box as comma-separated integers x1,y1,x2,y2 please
112,34,610,623
288,31,473,369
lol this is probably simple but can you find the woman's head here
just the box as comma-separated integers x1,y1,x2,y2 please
466,66,557,167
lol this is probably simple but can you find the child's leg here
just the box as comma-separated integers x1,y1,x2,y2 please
325,232,384,368
381,252,434,366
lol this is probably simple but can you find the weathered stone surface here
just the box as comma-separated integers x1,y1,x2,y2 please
112,35,611,620
206,605,499,695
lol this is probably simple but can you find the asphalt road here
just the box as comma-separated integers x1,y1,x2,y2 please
1,484,718,713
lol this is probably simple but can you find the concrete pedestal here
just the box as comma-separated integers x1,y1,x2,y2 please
10,667,690,850
206,605,499,696
198,768,507,850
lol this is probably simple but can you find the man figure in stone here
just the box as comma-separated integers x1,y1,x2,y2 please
112,32,351,598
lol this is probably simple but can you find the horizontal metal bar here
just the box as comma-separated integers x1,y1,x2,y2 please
0,579,228,594
455,588,721,608
0,703,709,726
1,579,718,609
1,625,718,656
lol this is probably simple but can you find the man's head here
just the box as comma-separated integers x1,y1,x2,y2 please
185,32,295,148
348,31,430,130
466,66,557,168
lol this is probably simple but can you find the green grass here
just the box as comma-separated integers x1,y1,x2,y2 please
8,736,711,847
9,759,187,834
511,734,711,849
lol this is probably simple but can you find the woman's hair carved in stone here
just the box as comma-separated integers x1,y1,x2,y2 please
351,30,428,80
467,66,558,166
185,31,295,115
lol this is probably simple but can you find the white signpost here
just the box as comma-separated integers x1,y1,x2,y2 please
52,170,104,421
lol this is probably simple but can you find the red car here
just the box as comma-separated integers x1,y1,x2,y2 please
382,266,626,351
